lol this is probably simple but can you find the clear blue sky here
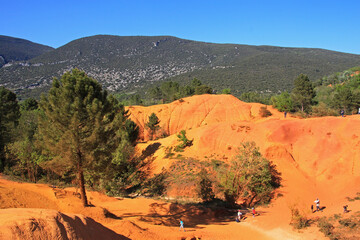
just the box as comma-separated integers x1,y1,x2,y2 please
2,0,360,54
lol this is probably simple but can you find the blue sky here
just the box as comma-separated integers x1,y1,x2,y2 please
2,0,360,54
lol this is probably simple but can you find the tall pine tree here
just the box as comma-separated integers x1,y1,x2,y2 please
145,113,160,140
38,69,128,206
0,87,20,171
291,74,316,113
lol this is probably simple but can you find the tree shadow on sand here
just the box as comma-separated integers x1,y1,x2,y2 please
136,201,246,229
140,142,161,159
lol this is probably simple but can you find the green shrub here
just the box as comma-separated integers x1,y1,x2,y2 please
143,172,168,197
175,130,193,152
259,106,272,117
220,142,281,207
164,147,175,158
290,206,309,229
317,217,335,238
339,218,357,228
197,169,215,202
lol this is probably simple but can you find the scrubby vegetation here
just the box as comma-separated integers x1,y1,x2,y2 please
289,204,310,229
315,212,360,240
166,142,281,207
175,130,193,152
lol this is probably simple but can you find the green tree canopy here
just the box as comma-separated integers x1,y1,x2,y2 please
20,98,38,111
331,86,360,114
145,113,160,140
0,87,20,171
291,74,316,112
221,142,281,207
160,81,179,102
271,91,294,112
125,119,139,145
195,84,213,95
38,69,128,206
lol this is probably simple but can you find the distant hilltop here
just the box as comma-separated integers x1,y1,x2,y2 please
0,35,53,68
1,34,360,98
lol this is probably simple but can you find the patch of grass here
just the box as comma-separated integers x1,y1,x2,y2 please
338,218,357,229
317,217,336,239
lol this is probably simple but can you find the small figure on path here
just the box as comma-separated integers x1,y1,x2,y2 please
284,111,287,118
252,207,256,217
340,109,345,117
179,219,185,232
343,205,348,213
237,210,242,222
314,198,320,212
311,204,314,213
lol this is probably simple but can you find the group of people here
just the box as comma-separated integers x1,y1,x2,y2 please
236,207,256,222
312,198,350,214
180,197,350,231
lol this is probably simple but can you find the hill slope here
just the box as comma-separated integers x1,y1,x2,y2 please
1,35,360,98
0,35,53,67
128,95,360,202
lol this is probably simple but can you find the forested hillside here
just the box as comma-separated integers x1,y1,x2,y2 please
0,35,53,68
1,35,360,98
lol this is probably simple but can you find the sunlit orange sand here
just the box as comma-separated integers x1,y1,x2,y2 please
1,94,360,239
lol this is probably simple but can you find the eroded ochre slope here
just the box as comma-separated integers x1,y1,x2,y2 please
1,94,360,240
128,94,360,228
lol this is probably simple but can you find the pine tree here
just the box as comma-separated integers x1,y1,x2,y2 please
0,87,20,171
145,113,160,140
291,74,316,112
38,69,128,206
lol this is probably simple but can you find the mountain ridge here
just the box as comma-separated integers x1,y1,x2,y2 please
0,35,54,68
1,34,360,98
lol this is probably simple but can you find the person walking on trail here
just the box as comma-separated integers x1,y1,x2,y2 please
340,109,345,117
252,207,256,217
311,204,314,213
314,198,320,212
179,219,185,232
237,210,242,222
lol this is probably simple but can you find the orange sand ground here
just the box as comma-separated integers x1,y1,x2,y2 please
1,94,360,239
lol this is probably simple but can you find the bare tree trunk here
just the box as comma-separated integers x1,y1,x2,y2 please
247,194,257,207
78,168,88,207
77,150,88,207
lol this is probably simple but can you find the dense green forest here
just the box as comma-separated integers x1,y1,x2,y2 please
124,66,360,118
270,66,360,116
